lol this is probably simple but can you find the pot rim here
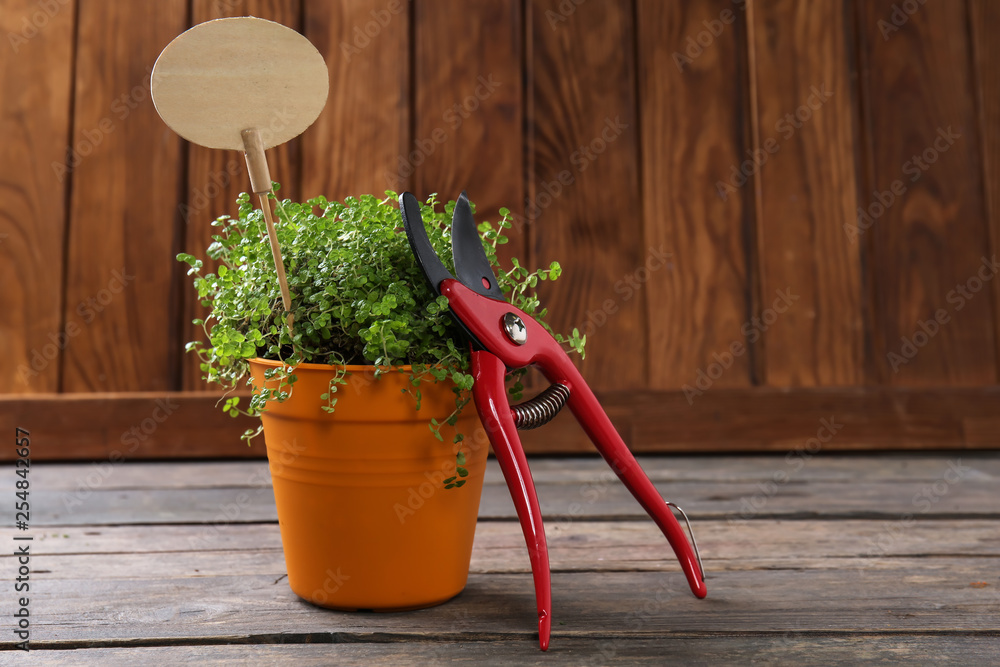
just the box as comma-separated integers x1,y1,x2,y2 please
249,357,416,373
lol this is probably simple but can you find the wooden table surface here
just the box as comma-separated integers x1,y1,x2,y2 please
5,453,1000,665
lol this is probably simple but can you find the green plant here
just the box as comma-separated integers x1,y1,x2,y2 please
179,187,585,484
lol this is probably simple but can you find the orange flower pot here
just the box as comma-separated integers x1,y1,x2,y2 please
249,358,488,611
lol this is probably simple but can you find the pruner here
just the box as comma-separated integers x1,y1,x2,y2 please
399,192,707,651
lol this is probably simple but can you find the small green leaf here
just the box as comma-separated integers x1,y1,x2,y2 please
176,186,585,475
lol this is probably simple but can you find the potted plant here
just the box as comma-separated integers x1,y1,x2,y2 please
178,188,584,611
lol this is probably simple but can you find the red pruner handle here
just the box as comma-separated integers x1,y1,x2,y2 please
471,350,552,651
546,357,708,599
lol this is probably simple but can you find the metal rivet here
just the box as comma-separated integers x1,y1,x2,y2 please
503,312,527,345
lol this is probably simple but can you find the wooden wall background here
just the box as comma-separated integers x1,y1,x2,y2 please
2,0,999,460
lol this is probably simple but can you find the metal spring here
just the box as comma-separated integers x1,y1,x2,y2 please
511,383,571,430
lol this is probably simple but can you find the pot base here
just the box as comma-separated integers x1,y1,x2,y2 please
304,589,463,613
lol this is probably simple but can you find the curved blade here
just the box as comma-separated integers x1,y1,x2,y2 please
452,192,506,301
399,192,454,295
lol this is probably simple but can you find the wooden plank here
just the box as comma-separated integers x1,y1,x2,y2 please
477,519,1000,573
35,484,278,525
29,470,1000,526
28,454,1000,491
6,387,1000,460
485,478,999,521
60,1,189,392
12,564,1000,643
0,0,76,394
15,636,1000,667
33,460,276,490
45,477,993,524
858,0,995,385
494,453,1000,484
0,393,261,461
300,0,409,200
622,387,1000,453
636,0,753,390
970,0,1000,369
17,520,1000,572
412,0,525,269
748,0,865,386
21,524,286,556
527,0,646,391
181,1,303,391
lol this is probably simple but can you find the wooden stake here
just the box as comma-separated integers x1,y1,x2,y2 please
242,128,295,334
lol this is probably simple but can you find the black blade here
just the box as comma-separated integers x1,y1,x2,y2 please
399,192,454,295
451,191,506,301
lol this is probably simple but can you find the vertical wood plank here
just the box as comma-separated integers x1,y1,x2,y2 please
969,0,1000,374
527,0,645,391
61,0,189,392
637,0,753,392
301,0,409,200
748,0,865,386
181,0,303,390
0,0,76,393
859,0,995,386
412,0,524,268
